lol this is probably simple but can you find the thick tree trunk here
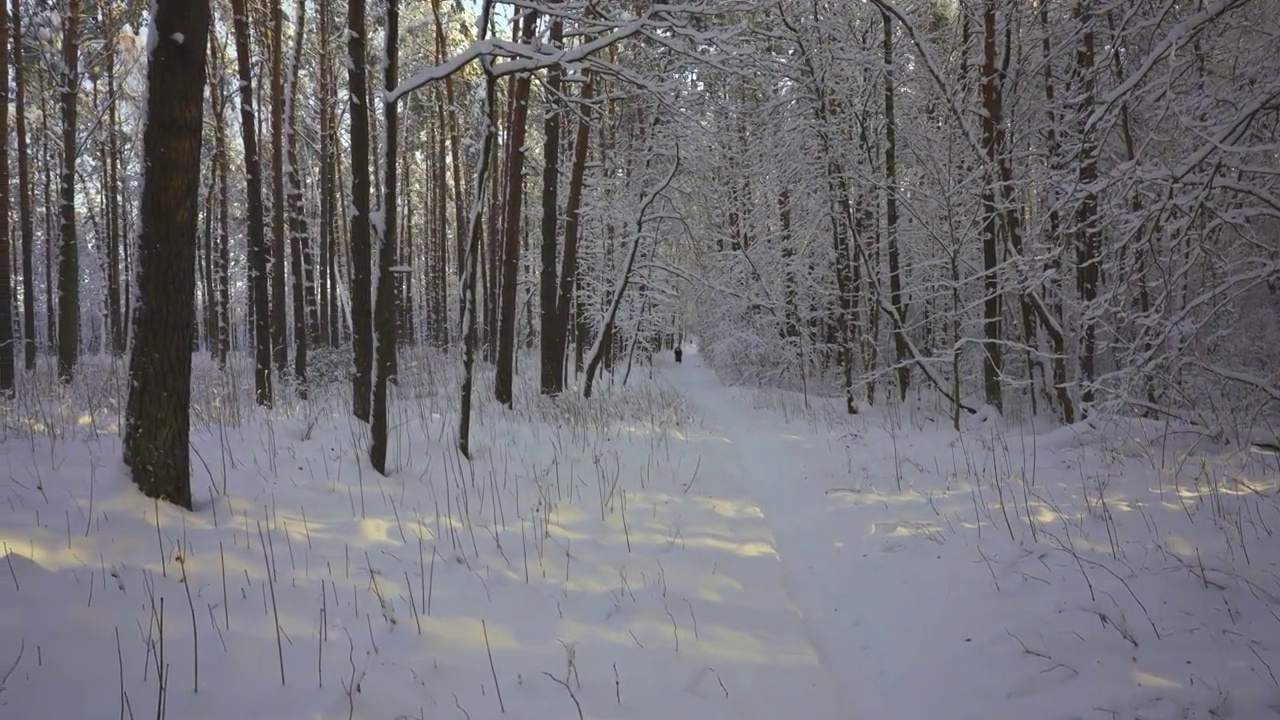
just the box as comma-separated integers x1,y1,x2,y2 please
124,0,211,511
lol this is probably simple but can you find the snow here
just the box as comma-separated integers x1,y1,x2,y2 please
1,350,1279,719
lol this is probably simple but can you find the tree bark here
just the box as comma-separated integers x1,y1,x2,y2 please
57,0,81,384
539,11,565,395
348,0,374,421
269,0,288,376
495,8,538,406
285,0,314,394
556,72,596,387
124,0,212,511
882,9,909,401
371,0,399,475
980,0,1004,412
230,0,274,406
0,0,12,393
1074,0,1100,410
13,0,34,371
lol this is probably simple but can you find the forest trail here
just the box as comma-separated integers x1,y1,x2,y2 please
659,348,890,718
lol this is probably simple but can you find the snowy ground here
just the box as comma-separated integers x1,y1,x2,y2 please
1,348,1279,719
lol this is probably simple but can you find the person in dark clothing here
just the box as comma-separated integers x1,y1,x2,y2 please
674,346,683,364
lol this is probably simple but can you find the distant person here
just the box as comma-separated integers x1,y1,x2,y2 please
674,346,683,364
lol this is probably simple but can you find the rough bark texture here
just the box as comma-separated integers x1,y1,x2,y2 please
57,0,81,384
347,0,374,422
124,0,212,511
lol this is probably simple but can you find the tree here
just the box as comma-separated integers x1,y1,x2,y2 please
124,0,212,510
12,0,34,372
269,0,288,376
538,9,565,395
57,0,81,384
348,0,374,422
285,0,315,393
494,8,538,407
0,0,11,394
230,0,273,406
371,0,400,475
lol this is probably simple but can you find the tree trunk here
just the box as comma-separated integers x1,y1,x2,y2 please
539,12,565,395
882,10,909,401
40,80,55,352
230,0,273,406
124,0,211,511
347,0,374,421
0,0,12,393
556,73,596,387
980,0,1004,412
430,0,466,279
1075,0,1100,410
285,0,313,394
1038,0,1074,422
209,29,232,366
269,0,288,376
57,0,81,384
13,0,34,371
371,0,399,474
495,8,538,406
459,23,499,458
102,3,125,357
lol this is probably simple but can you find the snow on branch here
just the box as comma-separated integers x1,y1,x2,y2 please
389,1,755,104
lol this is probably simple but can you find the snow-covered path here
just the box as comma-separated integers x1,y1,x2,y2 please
5,351,1279,720
660,351,887,718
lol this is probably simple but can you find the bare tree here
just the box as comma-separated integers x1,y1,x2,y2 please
371,0,400,475
12,0,34,372
57,0,81,384
348,0,374,421
124,0,212,510
230,0,274,406
0,0,11,393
